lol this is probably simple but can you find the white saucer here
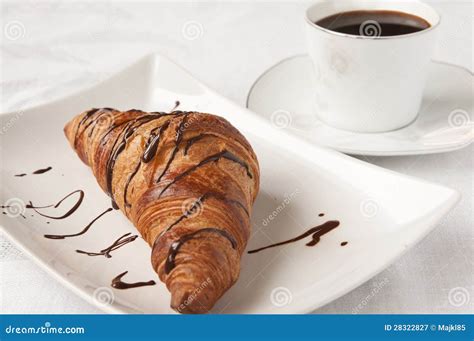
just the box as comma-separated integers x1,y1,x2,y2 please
247,55,473,156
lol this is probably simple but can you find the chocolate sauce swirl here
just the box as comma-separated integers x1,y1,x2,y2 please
14,167,52,177
164,227,237,274
76,232,138,257
248,220,340,254
111,271,156,289
44,208,112,239
171,100,180,111
27,190,84,220
32,166,52,174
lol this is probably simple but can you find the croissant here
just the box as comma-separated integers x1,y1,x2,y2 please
64,108,260,313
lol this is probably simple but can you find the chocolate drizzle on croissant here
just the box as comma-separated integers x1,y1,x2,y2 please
164,227,237,274
157,149,253,198
64,108,260,313
105,113,170,205
142,121,171,163
154,192,249,246
156,113,190,183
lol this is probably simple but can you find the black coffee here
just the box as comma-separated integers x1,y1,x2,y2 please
315,10,430,37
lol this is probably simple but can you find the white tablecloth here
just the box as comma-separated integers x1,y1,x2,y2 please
1,0,472,314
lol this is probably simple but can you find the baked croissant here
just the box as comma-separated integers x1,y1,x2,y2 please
64,108,259,313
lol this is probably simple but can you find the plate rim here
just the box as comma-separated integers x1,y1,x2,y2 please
246,54,474,156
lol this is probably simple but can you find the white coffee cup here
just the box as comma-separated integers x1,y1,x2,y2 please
305,1,440,133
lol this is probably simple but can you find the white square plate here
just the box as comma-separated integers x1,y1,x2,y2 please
0,54,460,314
